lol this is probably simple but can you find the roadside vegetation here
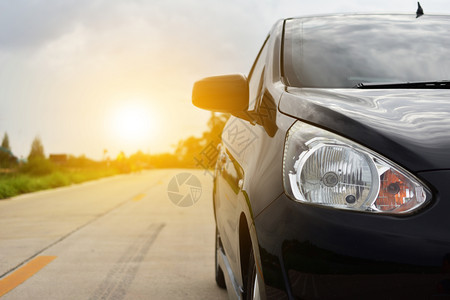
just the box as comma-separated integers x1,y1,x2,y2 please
0,113,228,199
0,150,127,199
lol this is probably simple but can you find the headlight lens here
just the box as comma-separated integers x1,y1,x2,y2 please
283,121,430,214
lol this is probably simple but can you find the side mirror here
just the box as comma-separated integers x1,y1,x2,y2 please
192,74,249,113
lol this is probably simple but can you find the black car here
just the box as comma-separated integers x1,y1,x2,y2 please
192,14,450,299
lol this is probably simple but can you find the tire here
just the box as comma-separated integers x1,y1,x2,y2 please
245,248,261,300
215,227,226,289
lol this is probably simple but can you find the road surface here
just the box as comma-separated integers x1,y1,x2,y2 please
0,169,227,299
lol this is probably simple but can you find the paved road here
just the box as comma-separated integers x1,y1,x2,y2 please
0,169,227,299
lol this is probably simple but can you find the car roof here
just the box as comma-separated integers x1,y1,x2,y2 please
285,13,450,21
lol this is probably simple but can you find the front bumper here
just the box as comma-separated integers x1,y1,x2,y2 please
255,170,450,299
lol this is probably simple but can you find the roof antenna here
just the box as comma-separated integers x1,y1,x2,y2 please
416,2,424,18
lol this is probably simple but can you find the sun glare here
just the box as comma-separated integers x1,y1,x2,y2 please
109,99,157,145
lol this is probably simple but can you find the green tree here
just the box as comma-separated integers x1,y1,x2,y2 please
1,132,10,150
0,132,16,168
203,112,229,144
174,112,229,168
28,136,45,160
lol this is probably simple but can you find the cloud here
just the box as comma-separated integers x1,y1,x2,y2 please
2,0,450,158
0,1,89,51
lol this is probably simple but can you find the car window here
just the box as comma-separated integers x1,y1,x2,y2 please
247,36,269,111
284,15,450,88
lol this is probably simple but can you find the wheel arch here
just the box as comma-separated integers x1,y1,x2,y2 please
239,212,252,290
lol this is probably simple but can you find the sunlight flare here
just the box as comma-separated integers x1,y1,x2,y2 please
109,99,158,145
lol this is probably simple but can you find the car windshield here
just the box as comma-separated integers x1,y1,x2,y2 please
283,15,450,88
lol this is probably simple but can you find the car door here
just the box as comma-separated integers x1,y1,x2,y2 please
214,36,270,283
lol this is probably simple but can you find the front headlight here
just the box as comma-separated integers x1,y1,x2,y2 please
283,121,431,214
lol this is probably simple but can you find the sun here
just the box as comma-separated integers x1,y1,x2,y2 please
109,99,157,144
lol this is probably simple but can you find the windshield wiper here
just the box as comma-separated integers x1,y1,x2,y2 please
355,80,450,89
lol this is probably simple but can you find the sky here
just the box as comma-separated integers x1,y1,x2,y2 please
0,0,449,160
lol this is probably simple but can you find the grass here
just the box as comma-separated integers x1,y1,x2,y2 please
0,149,202,200
0,168,120,199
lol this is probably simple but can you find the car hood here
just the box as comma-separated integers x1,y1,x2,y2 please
279,88,450,172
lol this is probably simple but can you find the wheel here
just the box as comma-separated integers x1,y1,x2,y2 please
245,248,261,300
215,227,226,289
